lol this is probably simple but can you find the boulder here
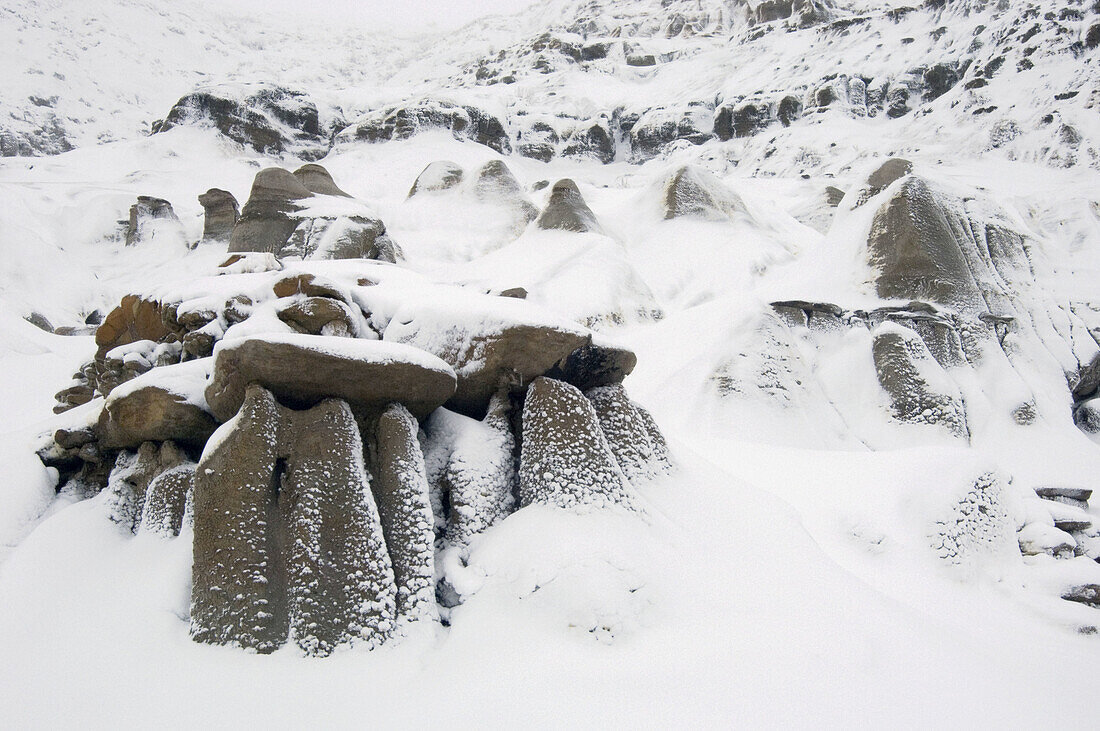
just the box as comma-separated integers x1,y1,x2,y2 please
94,295,180,356
276,296,357,336
372,403,437,621
154,83,335,161
544,340,637,392
586,384,671,481
407,161,464,197
97,360,216,450
272,272,349,301
536,179,602,233
228,167,313,255
198,188,239,243
872,324,968,438
660,166,750,221
138,463,195,537
204,333,457,422
384,300,589,417
125,196,182,247
474,160,539,224
519,377,636,510
293,164,350,197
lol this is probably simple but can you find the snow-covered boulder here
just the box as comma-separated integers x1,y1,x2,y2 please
138,463,195,538
204,333,457,421
519,377,636,511
372,403,438,623
97,359,217,450
407,161,464,197
659,165,751,221
103,440,190,534
383,295,589,417
535,178,603,234
124,196,184,248
586,384,671,482
423,393,517,552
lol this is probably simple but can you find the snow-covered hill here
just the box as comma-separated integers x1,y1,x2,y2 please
2,0,1100,726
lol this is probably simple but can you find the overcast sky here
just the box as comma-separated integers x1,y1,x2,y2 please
204,0,545,32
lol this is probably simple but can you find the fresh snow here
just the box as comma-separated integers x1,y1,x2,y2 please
2,0,1100,726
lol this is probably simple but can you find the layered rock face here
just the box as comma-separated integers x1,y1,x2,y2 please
153,83,339,161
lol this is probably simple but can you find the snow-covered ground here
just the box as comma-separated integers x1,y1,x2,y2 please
2,0,1100,726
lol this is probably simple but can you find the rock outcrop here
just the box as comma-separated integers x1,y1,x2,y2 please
154,83,337,161
338,100,511,154
229,166,400,262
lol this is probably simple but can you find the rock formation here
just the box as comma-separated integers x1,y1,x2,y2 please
519,376,637,511
536,179,603,233
198,188,239,243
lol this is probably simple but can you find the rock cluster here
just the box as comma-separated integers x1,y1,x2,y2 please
38,245,672,656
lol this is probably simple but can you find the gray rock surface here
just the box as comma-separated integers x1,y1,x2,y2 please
371,403,437,621
198,188,239,243
536,179,602,233
204,334,457,421
519,377,636,510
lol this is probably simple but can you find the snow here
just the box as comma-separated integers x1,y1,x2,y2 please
2,0,1100,724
